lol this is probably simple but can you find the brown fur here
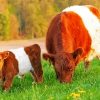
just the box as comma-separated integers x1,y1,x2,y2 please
43,11,91,83
43,48,83,83
24,44,43,83
0,44,43,91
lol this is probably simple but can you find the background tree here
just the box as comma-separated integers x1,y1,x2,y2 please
0,0,10,40
0,0,100,40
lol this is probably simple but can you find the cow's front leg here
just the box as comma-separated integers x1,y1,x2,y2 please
84,49,95,69
3,73,14,91
84,60,90,69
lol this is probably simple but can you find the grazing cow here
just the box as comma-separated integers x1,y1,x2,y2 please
43,5,100,83
0,44,43,90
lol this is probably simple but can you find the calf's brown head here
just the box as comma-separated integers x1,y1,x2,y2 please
43,48,83,83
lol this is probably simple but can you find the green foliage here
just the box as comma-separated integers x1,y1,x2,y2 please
0,0,100,40
0,59,100,100
8,0,58,38
0,14,7,35
0,13,9,40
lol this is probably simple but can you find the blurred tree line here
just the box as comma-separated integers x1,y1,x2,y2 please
0,0,100,40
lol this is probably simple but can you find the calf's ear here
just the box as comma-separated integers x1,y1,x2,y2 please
72,48,83,59
2,52,9,59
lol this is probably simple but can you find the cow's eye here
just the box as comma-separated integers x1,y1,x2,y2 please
66,66,73,71
69,68,73,71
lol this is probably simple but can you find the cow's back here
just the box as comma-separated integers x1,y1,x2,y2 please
46,5,100,61
61,11,92,59
10,48,33,75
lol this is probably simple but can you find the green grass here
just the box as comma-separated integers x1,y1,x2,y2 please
0,59,100,100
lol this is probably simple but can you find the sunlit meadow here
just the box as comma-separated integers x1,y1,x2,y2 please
0,58,100,100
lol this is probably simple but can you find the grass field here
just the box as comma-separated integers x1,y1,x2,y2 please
0,58,100,100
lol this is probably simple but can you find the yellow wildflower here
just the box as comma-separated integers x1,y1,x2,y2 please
48,96,54,100
70,93,80,98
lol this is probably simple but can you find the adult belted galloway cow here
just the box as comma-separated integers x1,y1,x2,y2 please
43,5,100,83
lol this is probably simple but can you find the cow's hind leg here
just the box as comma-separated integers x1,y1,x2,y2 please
84,60,90,69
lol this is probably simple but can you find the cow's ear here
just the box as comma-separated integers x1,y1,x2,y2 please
2,52,9,59
24,47,30,54
43,53,55,61
72,48,83,59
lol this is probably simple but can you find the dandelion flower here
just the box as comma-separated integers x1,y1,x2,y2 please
70,93,80,98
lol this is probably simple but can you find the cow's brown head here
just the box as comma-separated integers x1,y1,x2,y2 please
0,52,9,80
43,48,83,83
0,52,9,71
